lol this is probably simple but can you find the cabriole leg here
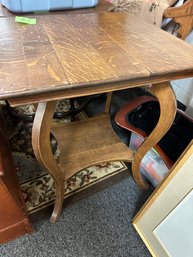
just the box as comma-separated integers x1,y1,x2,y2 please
32,101,64,223
132,82,177,189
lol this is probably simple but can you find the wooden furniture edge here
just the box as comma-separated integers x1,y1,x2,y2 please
0,219,33,244
164,0,193,39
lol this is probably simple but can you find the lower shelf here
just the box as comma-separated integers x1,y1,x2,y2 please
51,113,133,179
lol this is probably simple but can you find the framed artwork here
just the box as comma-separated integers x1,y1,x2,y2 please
133,140,193,257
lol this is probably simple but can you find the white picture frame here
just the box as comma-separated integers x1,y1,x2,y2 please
133,140,193,257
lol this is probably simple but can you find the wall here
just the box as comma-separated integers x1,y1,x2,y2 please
171,30,193,116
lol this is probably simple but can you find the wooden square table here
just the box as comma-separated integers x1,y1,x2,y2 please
1,12,193,222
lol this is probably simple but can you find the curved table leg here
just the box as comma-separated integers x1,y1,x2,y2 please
32,101,64,223
132,82,177,189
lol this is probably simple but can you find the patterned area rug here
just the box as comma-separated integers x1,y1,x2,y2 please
4,100,128,214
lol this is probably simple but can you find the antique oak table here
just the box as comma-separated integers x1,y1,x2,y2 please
1,12,193,223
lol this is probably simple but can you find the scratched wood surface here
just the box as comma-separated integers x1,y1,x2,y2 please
51,113,133,179
1,12,193,103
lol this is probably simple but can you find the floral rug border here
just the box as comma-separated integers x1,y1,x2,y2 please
20,161,128,214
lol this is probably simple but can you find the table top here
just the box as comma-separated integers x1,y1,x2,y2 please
1,12,193,104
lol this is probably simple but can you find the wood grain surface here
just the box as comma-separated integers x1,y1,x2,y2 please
51,113,133,179
1,12,193,103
